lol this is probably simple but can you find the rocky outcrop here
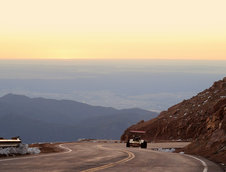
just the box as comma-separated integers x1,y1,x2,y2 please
121,78,226,163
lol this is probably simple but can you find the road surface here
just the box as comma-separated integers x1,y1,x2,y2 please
0,142,223,172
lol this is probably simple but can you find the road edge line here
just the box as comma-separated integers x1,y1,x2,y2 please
58,144,72,153
183,154,208,172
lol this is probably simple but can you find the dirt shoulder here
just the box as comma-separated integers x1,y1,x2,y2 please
0,142,66,159
29,142,67,154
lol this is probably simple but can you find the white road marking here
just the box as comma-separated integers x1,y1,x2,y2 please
142,146,209,172
183,154,208,172
58,144,72,153
0,143,210,172
0,144,72,162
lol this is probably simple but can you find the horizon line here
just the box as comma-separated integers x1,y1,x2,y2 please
0,58,226,61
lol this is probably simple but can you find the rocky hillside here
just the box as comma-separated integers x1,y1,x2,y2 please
121,78,226,164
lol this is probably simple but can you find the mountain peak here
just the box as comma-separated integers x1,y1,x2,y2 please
1,93,30,100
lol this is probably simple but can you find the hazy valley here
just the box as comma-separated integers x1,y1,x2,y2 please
0,94,157,143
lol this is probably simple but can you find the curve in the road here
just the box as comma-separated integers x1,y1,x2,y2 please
81,145,135,172
0,143,220,172
58,144,73,153
144,148,209,172
183,154,208,172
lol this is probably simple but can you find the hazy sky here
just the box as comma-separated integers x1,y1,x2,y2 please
0,60,225,111
0,0,225,60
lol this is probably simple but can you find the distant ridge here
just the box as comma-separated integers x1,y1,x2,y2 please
0,94,158,143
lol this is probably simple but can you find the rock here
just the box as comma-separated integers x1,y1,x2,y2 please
121,78,226,163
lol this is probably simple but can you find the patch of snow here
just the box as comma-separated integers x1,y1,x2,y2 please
220,96,226,98
184,113,187,116
179,152,184,154
203,100,208,104
156,148,175,153
169,115,172,118
28,147,41,154
0,144,40,156
77,138,86,141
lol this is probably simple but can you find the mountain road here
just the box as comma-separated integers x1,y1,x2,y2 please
0,142,223,172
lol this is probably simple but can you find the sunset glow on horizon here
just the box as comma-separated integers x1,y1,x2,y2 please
0,0,225,60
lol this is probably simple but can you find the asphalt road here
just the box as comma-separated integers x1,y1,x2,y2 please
0,142,223,172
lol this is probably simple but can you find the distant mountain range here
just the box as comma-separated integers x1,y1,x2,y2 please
0,94,158,143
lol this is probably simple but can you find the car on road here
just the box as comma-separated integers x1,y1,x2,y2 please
126,130,147,148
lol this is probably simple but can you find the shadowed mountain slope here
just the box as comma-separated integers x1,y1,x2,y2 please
121,78,226,164
0,94,158,143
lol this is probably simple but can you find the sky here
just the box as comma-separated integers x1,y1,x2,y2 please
0,0,226,60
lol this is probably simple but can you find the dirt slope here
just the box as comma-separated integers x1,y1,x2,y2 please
121,78,226,163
